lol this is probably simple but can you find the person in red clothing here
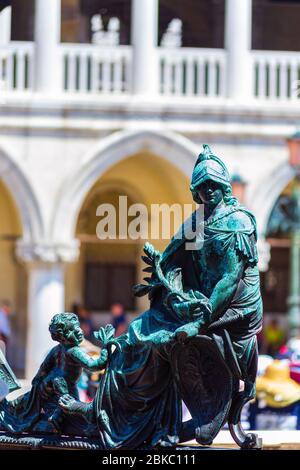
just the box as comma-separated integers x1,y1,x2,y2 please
110,303,128,337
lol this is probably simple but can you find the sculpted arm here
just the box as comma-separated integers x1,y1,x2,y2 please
68,347,108,372
209,245,245,321
209,212,256,321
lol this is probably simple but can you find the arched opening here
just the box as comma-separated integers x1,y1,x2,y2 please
249,161,294,238
0,179,27,376
52,129,197,244
0,147,43,378
260,177,299,345
65,151,193,328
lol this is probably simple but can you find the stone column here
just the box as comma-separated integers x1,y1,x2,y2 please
257,236,271,272
225,0,253,101
131,0,159,97
288,183,300,338
26,262,64,378
0,6,11,46
34,0,62,93
288,229,300,338
16,241,79,379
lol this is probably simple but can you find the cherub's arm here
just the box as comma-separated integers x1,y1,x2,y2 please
68,324,114,371
68,347,108,372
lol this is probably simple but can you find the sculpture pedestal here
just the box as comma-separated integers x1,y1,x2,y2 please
0,431,103,450
0,431,244,451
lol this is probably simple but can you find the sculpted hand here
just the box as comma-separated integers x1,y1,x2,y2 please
170,298,197,319
94,324,115,348
190,300,212,323
171,297,211,323
174,323,199,344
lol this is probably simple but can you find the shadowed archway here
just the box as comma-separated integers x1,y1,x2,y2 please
52,129,198,244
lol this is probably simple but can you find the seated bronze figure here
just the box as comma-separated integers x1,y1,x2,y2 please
0,145,263,450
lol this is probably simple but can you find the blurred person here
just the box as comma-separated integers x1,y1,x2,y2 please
76,304,95,342
289,360,300,385
71,302,80,317
69,307,104,401
272,336,300,361
276,343,293,360
287,336,300,361
0,300,12,353
110,303,127,337
281,337,300,385
264,317,285,357
249,360,300,430
77,370,89,403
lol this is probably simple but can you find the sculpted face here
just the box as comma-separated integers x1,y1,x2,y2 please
66,320,84,345
197,180,223,209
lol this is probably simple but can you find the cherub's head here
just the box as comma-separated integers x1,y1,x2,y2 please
49,313,84,346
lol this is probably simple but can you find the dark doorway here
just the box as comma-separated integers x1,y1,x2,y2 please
252,0,300,51
261,246,290,314
84,262,136,311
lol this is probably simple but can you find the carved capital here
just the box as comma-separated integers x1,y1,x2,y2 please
16,239,80,264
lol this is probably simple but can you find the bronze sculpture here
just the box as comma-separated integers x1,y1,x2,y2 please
0,145,263,450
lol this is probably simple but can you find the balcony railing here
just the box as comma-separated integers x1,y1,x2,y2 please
1,41,300,104
61,43,132,94
253,50,300,101
0,41,34,91
158,47,226,98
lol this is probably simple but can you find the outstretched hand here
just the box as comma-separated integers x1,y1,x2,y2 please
170,297,212,323
94,324,115,347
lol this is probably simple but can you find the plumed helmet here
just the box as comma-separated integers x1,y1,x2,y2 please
190,144,231,193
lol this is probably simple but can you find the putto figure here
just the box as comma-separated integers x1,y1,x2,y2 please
0,146,263,450
0,313,112,434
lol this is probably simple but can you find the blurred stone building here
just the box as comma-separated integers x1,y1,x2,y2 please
0,0,300,377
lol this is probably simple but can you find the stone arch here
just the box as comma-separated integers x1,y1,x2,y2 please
52,129,198,243
249,161,295,236
0,147,43,243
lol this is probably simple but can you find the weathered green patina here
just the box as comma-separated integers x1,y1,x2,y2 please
0,145,263,449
